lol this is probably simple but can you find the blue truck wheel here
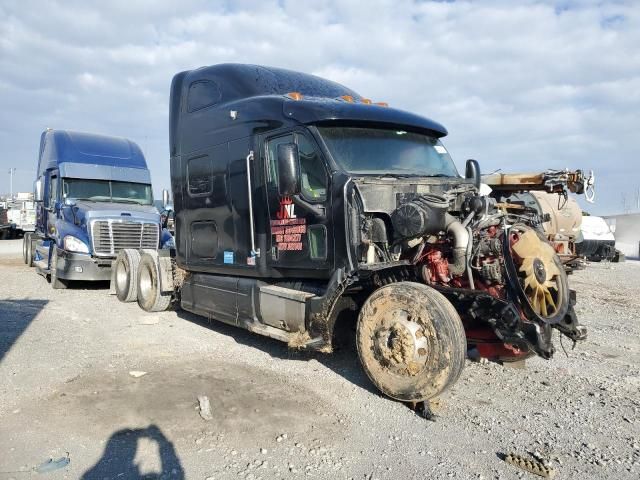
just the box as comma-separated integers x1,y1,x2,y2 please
50,246,68,289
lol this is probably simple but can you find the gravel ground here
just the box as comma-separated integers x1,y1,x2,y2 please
0,238,638,479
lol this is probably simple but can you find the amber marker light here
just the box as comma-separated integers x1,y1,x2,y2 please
287,92,303,100
374,102,389,107
361,98,372,104
340,95,354,103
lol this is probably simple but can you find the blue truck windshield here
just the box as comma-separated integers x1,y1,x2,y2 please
62,178,153,205
318,127,459,177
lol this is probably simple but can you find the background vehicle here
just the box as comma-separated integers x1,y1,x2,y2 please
577,215,623,262
0,193,36,239
114,64,586,403
484,170,596,271
24,129,172,288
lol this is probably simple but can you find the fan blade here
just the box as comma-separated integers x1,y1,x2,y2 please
532,287,541,314
544,289,556,313
540,292,548,316
512,230,540,258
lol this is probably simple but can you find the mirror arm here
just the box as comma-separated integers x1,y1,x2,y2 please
291,195,326,218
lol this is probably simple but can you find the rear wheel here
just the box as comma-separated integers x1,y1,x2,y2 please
114,249,141,302
50,246,68,289
137,252,172,312
356,282,466,402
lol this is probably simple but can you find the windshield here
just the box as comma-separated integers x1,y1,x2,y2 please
318,127,459,177
62,178,153,205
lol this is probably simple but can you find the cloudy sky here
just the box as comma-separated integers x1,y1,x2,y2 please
1,0,638,214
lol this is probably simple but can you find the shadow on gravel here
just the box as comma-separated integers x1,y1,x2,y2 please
176,309,380,397
82,425,184,480
0,298,48,362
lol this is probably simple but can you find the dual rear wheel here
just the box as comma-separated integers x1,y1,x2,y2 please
113,249,172,312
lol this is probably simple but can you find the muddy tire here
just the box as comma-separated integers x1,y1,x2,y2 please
114,249,141,302
50,246,68,289
137,252,172,312
356,282,466,402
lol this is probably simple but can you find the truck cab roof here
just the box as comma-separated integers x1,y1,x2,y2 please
170,63,448,156
37,130,151,183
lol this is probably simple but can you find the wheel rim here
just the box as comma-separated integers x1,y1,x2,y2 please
115,260,129,293
372,309,430,377
511,228,563,318
139,264,153,300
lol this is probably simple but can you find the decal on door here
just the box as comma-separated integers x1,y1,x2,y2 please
270,197,306,252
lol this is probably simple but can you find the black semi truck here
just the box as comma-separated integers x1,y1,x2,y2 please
112,64,586,403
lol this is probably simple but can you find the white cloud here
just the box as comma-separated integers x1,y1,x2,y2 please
0,0,638,213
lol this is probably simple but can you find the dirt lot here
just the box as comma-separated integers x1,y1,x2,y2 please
0,238,638,479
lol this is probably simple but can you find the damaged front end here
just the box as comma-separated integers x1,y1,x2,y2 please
352,172,587,364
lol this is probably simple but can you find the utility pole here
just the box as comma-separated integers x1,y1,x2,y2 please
8,168,16,199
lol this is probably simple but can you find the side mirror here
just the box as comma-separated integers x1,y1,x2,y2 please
465,159,481,190
34,179,43,202
64,197,76,207
277,143,301,196
162,189,170,209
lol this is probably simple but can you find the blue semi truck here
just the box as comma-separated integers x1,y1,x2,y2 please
23,129,172,288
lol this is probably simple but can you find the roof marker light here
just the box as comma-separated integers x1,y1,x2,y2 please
340,95,354,103
361,98,372,104
287,92,303,100
375,102,389,107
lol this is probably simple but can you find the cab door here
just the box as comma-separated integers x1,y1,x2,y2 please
263,131,333,275
45,172,59,239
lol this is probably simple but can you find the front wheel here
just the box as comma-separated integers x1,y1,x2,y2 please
50,246,68,289
356,282,466,402
22,233,31,264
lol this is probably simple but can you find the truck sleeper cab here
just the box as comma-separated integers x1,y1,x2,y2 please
115,64,585,405
25,129,169,288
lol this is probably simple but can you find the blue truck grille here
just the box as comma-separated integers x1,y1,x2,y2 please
90,220,159,256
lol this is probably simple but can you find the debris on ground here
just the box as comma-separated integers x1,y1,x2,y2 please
198,395,213,421
34,454,70,474
140,316,160,325
128,370,148,378
504,452,556,478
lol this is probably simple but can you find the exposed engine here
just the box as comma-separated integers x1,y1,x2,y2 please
354,182,586,362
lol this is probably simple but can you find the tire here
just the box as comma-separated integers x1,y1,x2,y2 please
114,249,141,302
26,235,34,267
137,252,172,312
356,282,466,402
22,233,30,264
50,245,68,289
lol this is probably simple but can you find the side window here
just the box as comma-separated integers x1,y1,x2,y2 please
48,176,57,208
266,134,294,189
308,225,327,260
187,80,221,113
297,134,327,203
187,156,213,196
